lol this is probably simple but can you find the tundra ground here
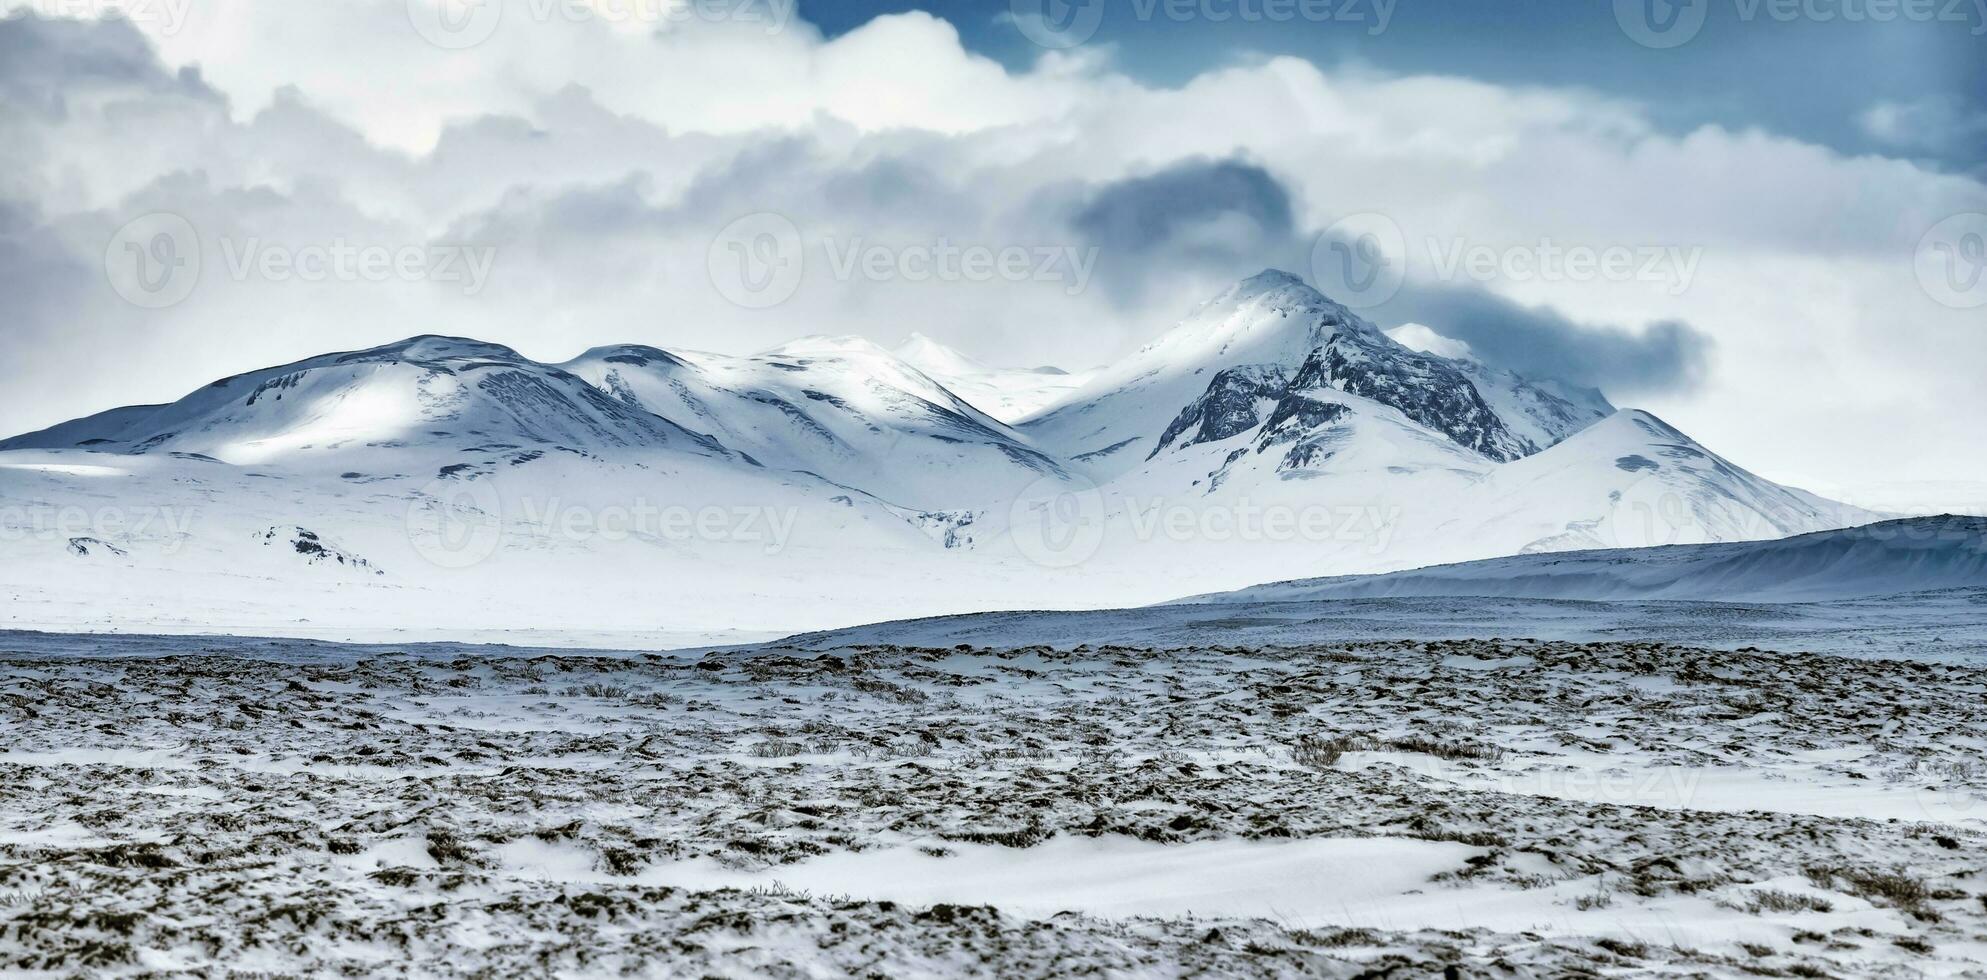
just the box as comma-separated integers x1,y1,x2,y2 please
3,638,1984,976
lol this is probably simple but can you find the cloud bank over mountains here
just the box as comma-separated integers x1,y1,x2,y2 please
0,3,1983,502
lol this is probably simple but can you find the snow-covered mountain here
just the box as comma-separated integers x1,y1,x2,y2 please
1,333,1068,510
0,336,729,467
561,335,1063,509
0,270,1879,639
891,333,1095,424
1024,271,1610,475
1009,271,1857,571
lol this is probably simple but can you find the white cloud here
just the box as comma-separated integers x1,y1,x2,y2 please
1859,96,1987,156
1384,323,1473,360
0,0,1103,152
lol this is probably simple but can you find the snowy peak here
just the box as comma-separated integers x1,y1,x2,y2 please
888,332,1095,425
572,344,690,370
1593,408,1682,442
766,334,901,361
0,334,722,466
743,334,1011,430
893,332,989,378
1541,408,1702,461
1458,361,1614,452
1209,268,1351,315
1485,408,1865,553
1028,269,1551,472
1295,329,1530,462
563,336,1068,509
1238,268,1309,290
331,334,530,366
1384,323,1614,451
1191,273,1600,461
1140,267,1379,370
3,330,1082,508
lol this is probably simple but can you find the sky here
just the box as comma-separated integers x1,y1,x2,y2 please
854,0,1987,175
0,0,1983,511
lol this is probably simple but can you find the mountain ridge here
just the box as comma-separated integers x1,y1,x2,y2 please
1018,269,1614,479
0,269,1881,639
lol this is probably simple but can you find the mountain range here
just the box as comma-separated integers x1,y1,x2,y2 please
0,270,1877,640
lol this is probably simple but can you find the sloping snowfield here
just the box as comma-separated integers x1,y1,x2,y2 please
3,633,1985,976
784,587,1987,663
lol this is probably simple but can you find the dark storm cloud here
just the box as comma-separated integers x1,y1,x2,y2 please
0,201,95,347
1071,160,1713,395
1068,158,1309,304
0,12,218,111
1376,284,1713,397
1072,158,1295,250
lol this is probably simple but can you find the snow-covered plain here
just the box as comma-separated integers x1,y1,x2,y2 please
4,632,1985,976
2,526,1981,974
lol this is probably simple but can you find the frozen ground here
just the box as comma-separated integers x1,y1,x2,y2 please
4,634,1986,976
